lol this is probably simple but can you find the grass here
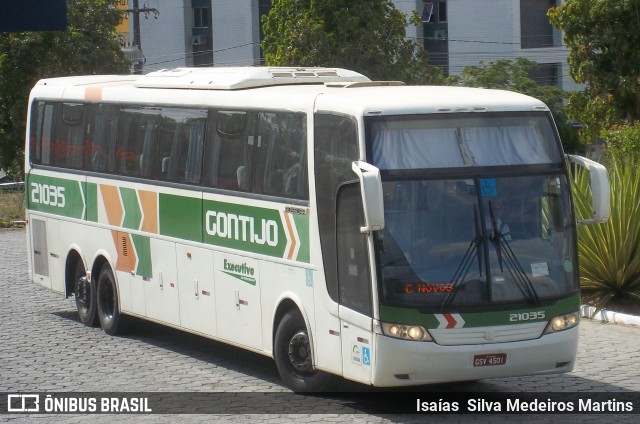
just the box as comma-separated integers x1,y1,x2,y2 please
0,189,25,227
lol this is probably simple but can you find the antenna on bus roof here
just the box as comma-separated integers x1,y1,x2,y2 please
135,67,371,90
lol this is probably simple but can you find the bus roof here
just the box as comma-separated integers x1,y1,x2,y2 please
313,84,550,115
135,67,371,90
30,67,550,115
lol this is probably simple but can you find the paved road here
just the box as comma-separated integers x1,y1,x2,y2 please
1,228,638,423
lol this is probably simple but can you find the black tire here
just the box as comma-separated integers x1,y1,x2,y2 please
73,259,97,326
96,264,125,335
274,309,332,392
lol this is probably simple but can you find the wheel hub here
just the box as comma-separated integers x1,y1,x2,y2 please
76,277,90,310
288,331,312,373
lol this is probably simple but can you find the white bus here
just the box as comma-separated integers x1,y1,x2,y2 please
25,67,609,392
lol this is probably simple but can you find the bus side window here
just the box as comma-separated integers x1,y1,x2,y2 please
49,103,86,169
158,108,206,184
29,102,54,166
336,183,372,316
157,118,178,180
205,111,254,191
255,112,308,199
87,105,118,173
184,118,205,184
116,108,160,178
314,113,360,304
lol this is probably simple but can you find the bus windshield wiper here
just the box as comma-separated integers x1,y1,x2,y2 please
441,206,484,310
487,201,541,306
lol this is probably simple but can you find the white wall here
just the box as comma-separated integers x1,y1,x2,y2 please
448,0,519,75
394,0,423,41
212,0,261,66
136,1,190,72
445,0,577,90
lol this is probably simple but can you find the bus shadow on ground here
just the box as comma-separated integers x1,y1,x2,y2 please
54,309,282,387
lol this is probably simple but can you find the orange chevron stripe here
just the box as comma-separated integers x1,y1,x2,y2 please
112,231,137,273
138,190,158,233
283,212,297,260
100,184,123,226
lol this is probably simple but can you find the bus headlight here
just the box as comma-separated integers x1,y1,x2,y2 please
544,312,579,334
381,322,433,342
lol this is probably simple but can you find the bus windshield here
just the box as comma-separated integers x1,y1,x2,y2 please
367,113,577,310
370,112,561,169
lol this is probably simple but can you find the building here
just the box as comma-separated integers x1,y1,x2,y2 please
398,0,579,91
122,0,578,90
118,0,268,72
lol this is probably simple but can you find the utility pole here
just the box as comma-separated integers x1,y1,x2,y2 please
124,0,159,74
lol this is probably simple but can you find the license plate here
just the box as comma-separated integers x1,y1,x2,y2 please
473,353,507,367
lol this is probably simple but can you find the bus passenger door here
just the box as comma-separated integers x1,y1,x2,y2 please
214,253,263,350
336,184,374,384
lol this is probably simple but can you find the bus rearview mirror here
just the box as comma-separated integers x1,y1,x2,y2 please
352,161,385,234
567,154,611,225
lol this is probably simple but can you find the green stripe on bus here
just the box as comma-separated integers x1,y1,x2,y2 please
86,182,98,222
120,187,142,230
292,213,310,263
27,175,311,263
379,294,580,328
203,199,287,259
131,234,152,278
158,194,203,242
26,174,85,219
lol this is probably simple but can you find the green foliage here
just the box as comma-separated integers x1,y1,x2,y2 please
446,58,582,151
549,0,640,137
601,123,640,156
561,91,620,144
261,0,443,84
572,153,640,311
448,58,566,120
0,0,130,174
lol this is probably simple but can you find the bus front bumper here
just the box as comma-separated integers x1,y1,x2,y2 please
371,326,578,387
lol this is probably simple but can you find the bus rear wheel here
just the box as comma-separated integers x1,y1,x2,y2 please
274,309,331,392
96,264,124,335
73,260,97,326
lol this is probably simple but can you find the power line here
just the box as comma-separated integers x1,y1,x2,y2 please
124,0,159,74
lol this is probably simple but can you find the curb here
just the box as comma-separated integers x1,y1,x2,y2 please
580,304,640,327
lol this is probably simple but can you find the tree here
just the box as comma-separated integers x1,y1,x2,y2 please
261,0,442,85
447,58,581,152
448,58,565,118
549,0,640,140
0,0,130,175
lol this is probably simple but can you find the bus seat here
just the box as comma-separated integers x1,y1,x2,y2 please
237,165,249,190
161,157,170,178
283,163,300,196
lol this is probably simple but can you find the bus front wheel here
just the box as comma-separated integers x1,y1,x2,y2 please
274,309,331,392
96,264,124,336
73,260,97,326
